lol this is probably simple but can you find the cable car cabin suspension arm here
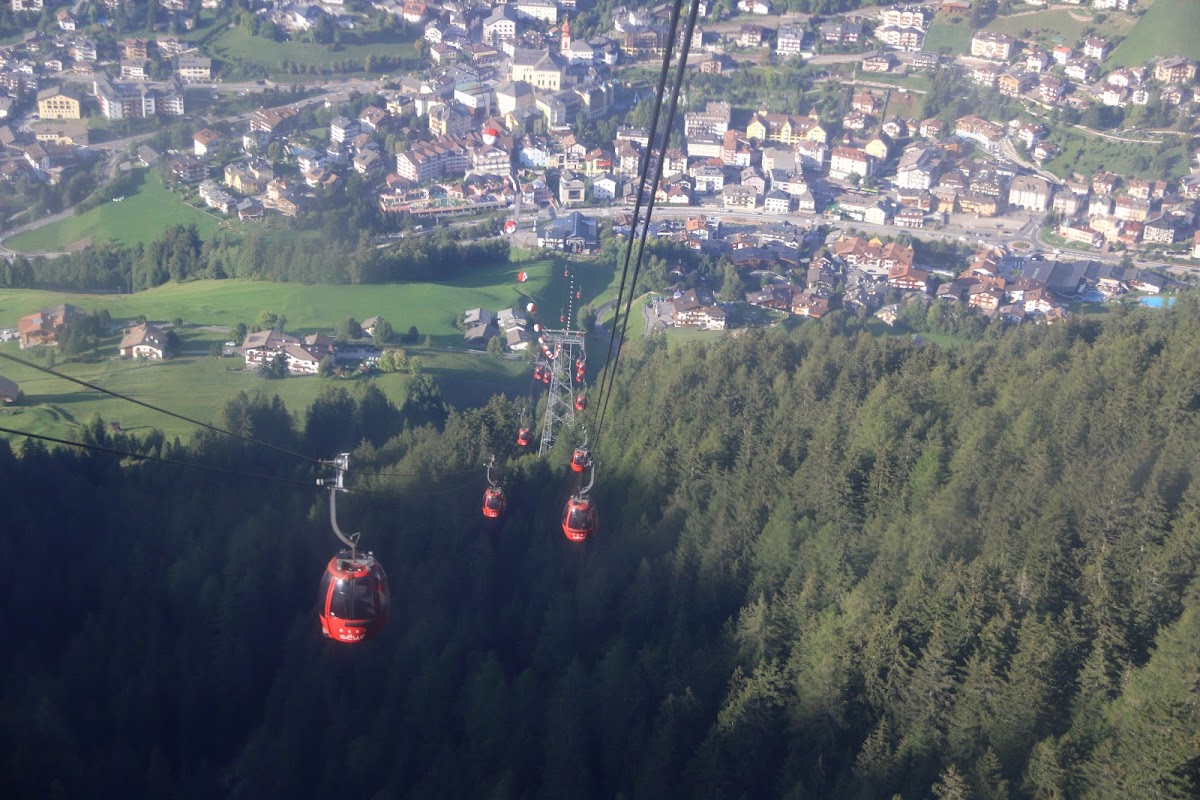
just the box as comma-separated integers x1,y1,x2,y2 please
486,455,499,489
581,460,597,497
318,453,361,555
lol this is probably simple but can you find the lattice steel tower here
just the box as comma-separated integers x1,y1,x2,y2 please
538,328,586,455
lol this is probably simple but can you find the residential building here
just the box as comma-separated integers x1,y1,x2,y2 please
1039,76,1067,102
723,184,760,209
971,32,1016,61
819,20,863,46
17,303,83,349
1008,175,1051,211
482,6,518,45
746,113,826,146
863,53,894,73
1083,37,1111,61
515,0,557,23
1154,57,1197,85
887,263,930,292
776,25,804,59
1059,223,1104,248
999,70,1036,97
830,146,878,181
118,323,168,359
329,116,358,144
954,115,1005,151
176,56,212,82
1065,59,1096,83
37,87,81,120
684,101,732,138
193,128,221,156
250,106,298,136
199,180,237,213
395,135,469,182
876,25,924,51
672,289,726,330
120,60,149,81
168,155,208,183
764,190,792,214
880,4,928,26
94,73,158,120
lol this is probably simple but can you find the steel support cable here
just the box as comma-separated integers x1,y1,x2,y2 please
593,0,700,450
0,350,476,481
589,0,685,439
0,424,483,499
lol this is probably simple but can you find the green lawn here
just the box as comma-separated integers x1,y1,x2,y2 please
567,256,621,316
206,27,418,78
985,7,1136,48
1041,126,1192,182
1110,0,1200,67
0,344,530,442
923,15,975,55
0,259,559,439
5,170,225,253
0,259,556,347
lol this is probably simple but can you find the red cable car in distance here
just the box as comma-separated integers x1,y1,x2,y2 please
318,550,390,643
575,394,588,411
517,426,532,447
570,428,590,473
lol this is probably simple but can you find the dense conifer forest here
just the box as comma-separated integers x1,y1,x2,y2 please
3,303,1200,799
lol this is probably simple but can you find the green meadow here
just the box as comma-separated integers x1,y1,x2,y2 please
984,7,1136,48
0,256,621,440
5,171,224,253
1110,0,1200,67
0,344,529,442
207,27,419,78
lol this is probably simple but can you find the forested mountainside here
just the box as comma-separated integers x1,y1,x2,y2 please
4,304,1200,799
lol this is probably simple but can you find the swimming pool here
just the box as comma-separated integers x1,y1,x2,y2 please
1139,296,1175,308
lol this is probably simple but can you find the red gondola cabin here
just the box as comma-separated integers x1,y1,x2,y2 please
575,395,588,411
561,495,598,541
482,486,506,518
570,448,590,473
517,427,533,447
318,551,390,643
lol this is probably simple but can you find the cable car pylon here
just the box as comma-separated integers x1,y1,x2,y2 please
538,327,586,455
316,454,390,644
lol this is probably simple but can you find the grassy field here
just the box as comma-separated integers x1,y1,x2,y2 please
0,344,530,442
0,259,558,346
0,258,564,439
1110,0,1200,67
207,27,418,78
985,7,1136,47
5,171,225,253
1041,126,1192,182
923,15,975,55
